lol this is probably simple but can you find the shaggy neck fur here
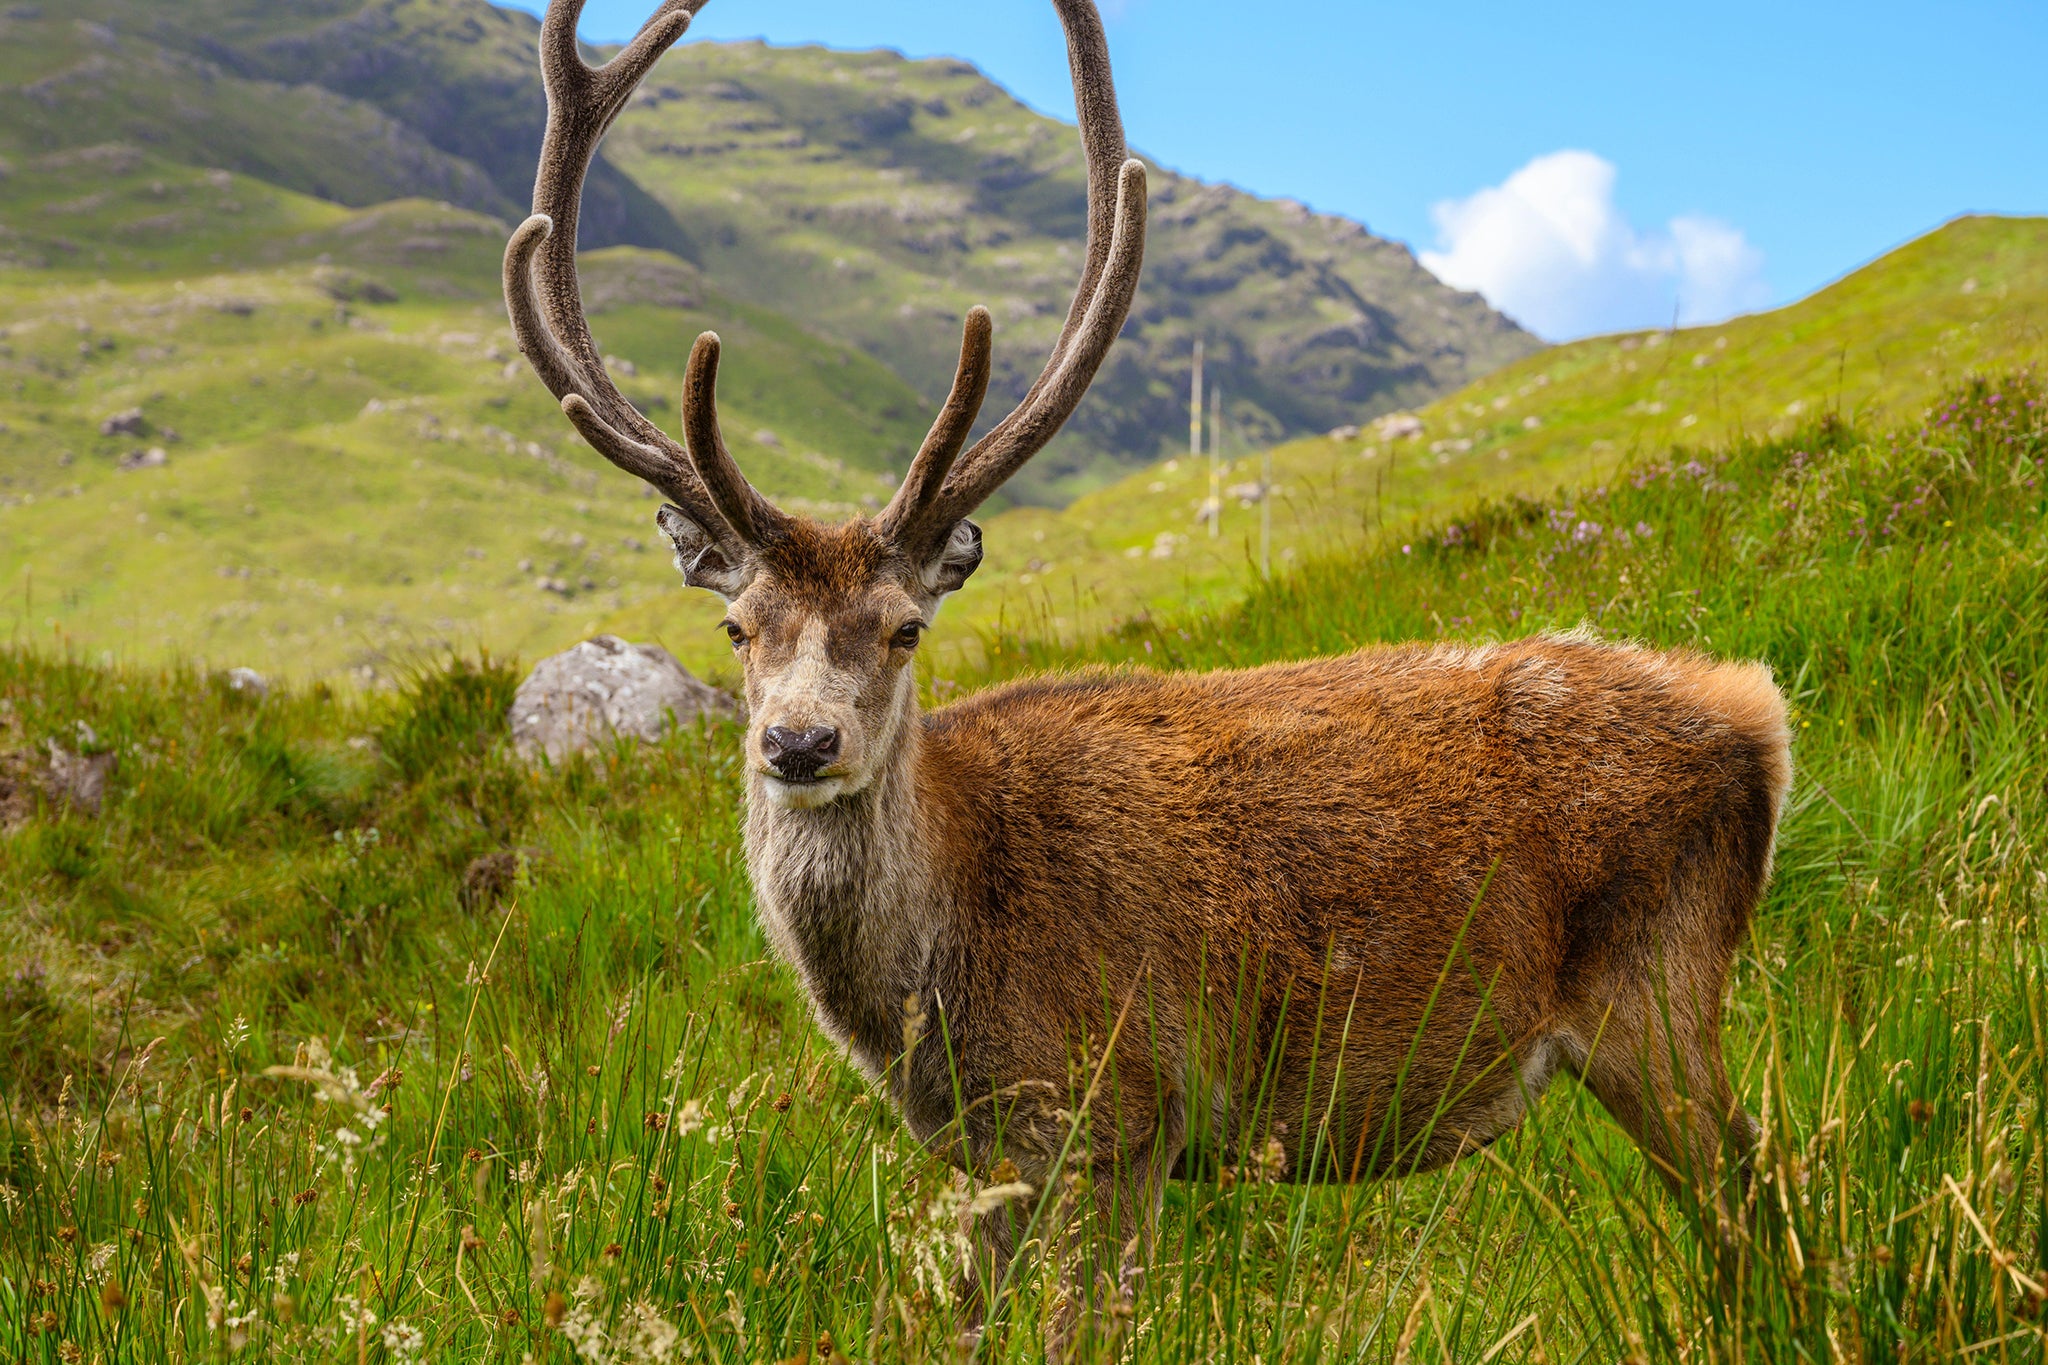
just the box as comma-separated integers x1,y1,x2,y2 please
742,694,947,1092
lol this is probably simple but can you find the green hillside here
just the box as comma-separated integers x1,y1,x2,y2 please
0,149,928,684
0,4,508,221
929,214,2048,662
1,0,1537,493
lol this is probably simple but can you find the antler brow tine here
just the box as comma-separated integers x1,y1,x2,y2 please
681,333,789,546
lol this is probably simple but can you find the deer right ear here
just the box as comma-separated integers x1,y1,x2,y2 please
924,519,984,597
656,504,751,599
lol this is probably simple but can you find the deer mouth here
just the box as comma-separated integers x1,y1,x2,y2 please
760,767,850,809
761,757,848,787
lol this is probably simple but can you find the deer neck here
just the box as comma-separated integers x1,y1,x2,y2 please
742,702,946,1083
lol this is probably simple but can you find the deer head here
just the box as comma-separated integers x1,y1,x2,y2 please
505,0,1146,808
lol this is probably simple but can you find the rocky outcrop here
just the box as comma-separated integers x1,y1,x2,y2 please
509,635,736,764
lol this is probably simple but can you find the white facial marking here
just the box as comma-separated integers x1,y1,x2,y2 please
755,615,865,809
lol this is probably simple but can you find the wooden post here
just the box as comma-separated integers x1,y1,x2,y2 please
1260,443,1272,579
1209,382,1223,539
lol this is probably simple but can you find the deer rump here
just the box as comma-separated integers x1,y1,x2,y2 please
842,635,1791,1189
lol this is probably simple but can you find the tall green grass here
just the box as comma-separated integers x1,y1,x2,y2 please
1,375,2044,1361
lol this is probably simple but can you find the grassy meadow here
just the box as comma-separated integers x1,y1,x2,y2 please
2,369,2043,1361
0,147,930,687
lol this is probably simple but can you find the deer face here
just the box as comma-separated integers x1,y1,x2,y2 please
506,0,1143,805
660,508,982,809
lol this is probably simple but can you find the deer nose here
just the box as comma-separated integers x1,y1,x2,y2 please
761,725,841,782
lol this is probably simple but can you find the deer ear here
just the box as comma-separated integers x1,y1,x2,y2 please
656,504,750,599
924,518,983,596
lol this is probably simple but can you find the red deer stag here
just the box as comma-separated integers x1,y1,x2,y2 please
505,0,1792,1350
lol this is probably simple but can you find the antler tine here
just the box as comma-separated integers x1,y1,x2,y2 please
539,0,703,125
874,306,994,546
682,333,791,546
510,0,794,553
525,0,706,443
931,156,1146,526
1036,0,1135,384
897,0,1147,530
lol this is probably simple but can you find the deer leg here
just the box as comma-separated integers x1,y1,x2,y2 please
953,1175,1026,1342
1571,963,1756,1228
1043,1134,1178,1365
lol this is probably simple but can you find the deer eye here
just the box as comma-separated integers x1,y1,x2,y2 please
891,622,925,651
722,620,748,649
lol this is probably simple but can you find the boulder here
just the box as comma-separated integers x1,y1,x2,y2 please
44,742,114,814
509,635,735,763
99,408,148,437
225,667,269,698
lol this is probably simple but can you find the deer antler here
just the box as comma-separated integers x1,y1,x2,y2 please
506,0,1145,571
503,0,789,558
876,0,1148,551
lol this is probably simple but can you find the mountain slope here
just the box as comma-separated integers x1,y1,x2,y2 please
0,5,508,218
108,0,694,257
600,38,1536,498
3,0,1538,494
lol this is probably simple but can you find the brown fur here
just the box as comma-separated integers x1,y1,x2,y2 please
724,524,1789,1350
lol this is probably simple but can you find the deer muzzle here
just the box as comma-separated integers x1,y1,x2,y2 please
761,725,842,784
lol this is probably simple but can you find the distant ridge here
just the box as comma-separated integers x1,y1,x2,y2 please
0,0,1538,499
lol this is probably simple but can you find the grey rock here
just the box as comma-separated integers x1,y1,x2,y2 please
100,407,148,437
510,635,735,764
225,667,269,698
44,742,114,814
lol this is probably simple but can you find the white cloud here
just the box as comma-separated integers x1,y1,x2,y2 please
1418,150,1768,340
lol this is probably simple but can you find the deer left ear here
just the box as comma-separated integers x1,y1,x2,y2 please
656,504,751,599
924,519,983,596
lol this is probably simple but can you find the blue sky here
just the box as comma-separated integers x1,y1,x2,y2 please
503,0,2048,340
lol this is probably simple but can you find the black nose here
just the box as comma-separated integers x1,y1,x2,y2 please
761,725,841,782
